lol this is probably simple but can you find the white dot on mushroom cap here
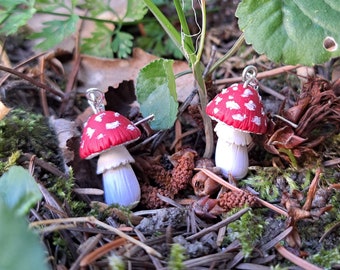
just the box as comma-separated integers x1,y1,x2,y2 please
221,88,228,94
261,108,265,115
114,112,120,117
241,89,254,97
127,124,135,131
230,83,238,91
226,100,241,110
106,121,121,129
86,127,95,138
252,116,261,126
97,133,105,139
215,96,223,104
228,95,234,99
232,114,247,121
244,100,256,111
213,107,219,114
94,113,105,122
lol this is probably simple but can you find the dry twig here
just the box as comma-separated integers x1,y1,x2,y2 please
30,216,163,259
197,168,288,217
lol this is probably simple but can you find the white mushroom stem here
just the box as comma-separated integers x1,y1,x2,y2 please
215,139,249,179
97,145,141,208
214,122,252,179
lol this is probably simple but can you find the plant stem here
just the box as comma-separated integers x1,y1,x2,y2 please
144,0,214,158
195,0,206,65
191,0,214,158
142,0,183,55
174,0,195,57
193,62,214,158
35,10,116,24
207,33,245,76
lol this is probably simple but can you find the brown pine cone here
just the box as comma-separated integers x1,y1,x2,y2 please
140,184,173,209
218,190,257,211
169,149,197,195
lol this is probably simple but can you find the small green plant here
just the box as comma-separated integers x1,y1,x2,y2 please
108,253,125,270
308,246,340,270
136,21,183,59
0,0,148,58
227,209,266,258
168,243,186,270
242,167,280,201
49,168,87,216
0,150,21,174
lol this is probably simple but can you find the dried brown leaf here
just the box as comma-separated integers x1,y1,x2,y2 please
0,100,10,120
268,126,307,149
71,48,195,103
302,168,321,211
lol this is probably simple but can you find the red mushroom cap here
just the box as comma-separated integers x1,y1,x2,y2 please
206,83,267,134
79,111,141,159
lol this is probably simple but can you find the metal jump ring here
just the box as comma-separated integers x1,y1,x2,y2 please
242,65,258,89
86,88,105,114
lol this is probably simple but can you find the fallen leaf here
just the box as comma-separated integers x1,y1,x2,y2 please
267,126,307,150
65,48,195,103
0,101,11,120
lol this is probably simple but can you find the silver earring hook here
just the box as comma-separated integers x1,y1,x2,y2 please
86,88,105,114
242,65,258,90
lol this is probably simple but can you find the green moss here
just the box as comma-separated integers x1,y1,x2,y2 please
227,209,266,258
309,246,340,270
48,169,87,216
0,109,60,164
108,254,125,270
0,150,21,175
168,243,186,270
242,167,280,201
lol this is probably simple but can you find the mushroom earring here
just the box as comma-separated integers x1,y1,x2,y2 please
206,66,267,179
79,88,142,208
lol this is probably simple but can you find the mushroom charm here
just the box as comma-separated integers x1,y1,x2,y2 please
79,89,141,208
206,66,267,179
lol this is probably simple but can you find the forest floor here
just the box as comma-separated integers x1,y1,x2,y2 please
0,1,339,269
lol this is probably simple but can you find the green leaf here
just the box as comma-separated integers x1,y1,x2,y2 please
124,0,148,21
0,166,42,216
0,0,36,35
0,200,48,270
29,13,79,50
136,59,178,130
136,22,183,59
82,23,113,58
111,31,133,58
236,0,340,65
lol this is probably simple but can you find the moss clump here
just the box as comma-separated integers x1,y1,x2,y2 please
48,169,87,216
309,246,340,270
227,209,266,258
0,151,21,175
0,108,60,164
242,167,280,201
168,243,187,270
